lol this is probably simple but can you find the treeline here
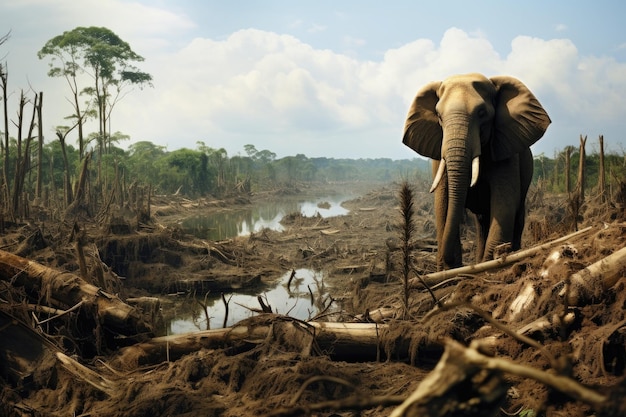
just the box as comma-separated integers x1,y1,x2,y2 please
532,135,626,196
1,137,430,198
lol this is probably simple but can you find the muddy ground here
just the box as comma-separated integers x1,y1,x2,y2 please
0,180,625,416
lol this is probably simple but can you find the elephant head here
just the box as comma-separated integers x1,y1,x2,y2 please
402,73,550,268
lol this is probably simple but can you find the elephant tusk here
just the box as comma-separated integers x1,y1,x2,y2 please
430,158,446,193
470,156,480,187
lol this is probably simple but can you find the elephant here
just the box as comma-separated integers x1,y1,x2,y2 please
402,73,551,270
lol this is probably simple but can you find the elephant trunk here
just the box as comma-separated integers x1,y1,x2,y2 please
439,115,478,268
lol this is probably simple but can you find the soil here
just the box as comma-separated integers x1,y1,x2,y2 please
1,180,625,416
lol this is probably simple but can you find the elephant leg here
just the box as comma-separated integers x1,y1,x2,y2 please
482,157,521,261
513,201,525,250
473,213,489,263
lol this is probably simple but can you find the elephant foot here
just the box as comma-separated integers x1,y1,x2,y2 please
492,242,513,259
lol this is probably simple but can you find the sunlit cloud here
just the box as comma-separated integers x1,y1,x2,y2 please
3,0,625,158
117,26,626,158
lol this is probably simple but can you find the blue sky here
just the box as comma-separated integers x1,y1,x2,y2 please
1,0,625,159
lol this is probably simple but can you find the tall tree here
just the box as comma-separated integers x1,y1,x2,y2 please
0,31,10,211
0,61,8,211
38,26,152,162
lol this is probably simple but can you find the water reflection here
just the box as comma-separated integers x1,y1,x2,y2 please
181,196,350,241
167,268,328,334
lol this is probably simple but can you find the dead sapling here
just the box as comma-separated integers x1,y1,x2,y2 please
398,181,422,317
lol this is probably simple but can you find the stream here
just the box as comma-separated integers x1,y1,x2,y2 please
167,193,353,334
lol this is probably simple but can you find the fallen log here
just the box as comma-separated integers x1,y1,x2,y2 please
559,244,626,305
410,226,594,288
110,316,407,369
0,249,152,337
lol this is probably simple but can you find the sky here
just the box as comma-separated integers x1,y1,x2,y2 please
1,0,625,160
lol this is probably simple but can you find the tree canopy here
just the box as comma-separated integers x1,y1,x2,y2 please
38,26,152,159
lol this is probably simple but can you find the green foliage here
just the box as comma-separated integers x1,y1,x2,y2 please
533,144,626,194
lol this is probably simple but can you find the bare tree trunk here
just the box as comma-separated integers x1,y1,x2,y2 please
11,90,25,215
598,134,606,201
576,135,587,202
74,152,91,205
111,320,399,368
565,147,572,194
56,130,74,207
10,92,38,217
35,92,43,201
1,62,9,215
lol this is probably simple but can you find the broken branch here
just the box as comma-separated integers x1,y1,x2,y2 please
410,226,594,288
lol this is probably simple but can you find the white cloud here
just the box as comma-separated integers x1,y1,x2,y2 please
555,23,568,32
3,0,625,159
114,26,626,158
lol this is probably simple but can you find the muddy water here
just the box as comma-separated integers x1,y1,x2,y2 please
180,195,350,240
166,194,352,333
167,268,329,333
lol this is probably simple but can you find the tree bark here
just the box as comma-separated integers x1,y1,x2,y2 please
559,244,626,306
0,249,152,336
110,319,403,369
598,134,606,201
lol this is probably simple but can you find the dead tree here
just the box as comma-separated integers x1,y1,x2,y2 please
56,127,76,207
35,92,43,201
569,135,587,231
1,60,9,215
598,135,606,201
576,135,587,202
564,146,573,194
11,91,39,218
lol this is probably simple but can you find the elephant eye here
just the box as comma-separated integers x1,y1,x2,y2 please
477,108,487,119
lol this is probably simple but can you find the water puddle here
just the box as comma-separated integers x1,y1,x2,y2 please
180,196,350,241
166,268,329,334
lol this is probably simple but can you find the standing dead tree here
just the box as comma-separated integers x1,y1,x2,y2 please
598,134,606,202
10,91,40,219
564,145,574,194
569,135,587,230
55,122,79,207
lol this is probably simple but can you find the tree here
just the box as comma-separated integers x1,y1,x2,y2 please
38,27,152,162
1,31,10,211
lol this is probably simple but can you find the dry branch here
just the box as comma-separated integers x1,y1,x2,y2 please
410,226,594,288
56,352,117,396
0,249,152,336
390,338,607,417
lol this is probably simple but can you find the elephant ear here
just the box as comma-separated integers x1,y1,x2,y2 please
402,81,443,160
490,76,551,161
